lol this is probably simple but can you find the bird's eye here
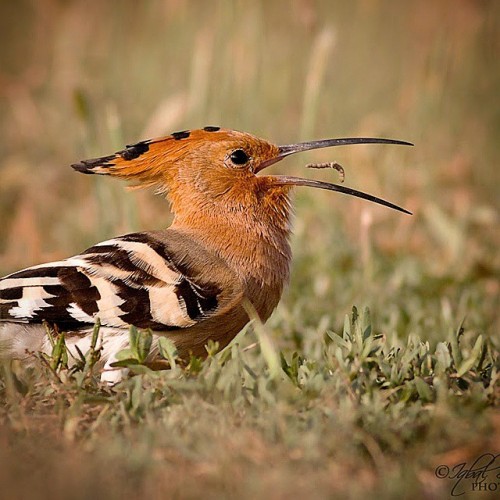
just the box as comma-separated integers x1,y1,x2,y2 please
229,149,250,165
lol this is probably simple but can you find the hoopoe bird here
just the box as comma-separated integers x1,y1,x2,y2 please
0,127,412,383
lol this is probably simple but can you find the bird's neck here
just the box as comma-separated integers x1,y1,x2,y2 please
170,191,293,290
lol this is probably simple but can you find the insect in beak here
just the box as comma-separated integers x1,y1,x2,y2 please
258,137,414,215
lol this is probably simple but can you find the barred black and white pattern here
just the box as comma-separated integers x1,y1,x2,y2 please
0,231,236,382
0,232,223,330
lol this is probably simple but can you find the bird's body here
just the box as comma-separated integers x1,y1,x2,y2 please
0,127,411,382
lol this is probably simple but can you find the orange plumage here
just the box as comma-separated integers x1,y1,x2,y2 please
1,126,412,382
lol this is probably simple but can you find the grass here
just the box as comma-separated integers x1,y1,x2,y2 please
0,1,499,498
1,310,498,499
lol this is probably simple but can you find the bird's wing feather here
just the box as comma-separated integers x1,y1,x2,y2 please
0,231,238,331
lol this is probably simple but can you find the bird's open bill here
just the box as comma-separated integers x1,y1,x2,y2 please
259,137,413,215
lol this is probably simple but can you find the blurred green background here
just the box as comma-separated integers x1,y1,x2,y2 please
0,0,498,334
0,2,499,498
0,0,500,336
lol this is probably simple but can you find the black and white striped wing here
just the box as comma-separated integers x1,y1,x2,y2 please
0,232,231,331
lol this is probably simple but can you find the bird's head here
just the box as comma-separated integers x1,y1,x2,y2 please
72,126,412,216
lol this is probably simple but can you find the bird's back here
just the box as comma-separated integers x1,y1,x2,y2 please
0,228,253,366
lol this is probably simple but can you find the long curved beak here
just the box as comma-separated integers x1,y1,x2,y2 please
270,176,412,215
258,136,413,215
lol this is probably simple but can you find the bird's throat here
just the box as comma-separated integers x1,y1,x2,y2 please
171,191,293,290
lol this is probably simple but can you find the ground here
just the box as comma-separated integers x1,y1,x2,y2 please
0,1,499,498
